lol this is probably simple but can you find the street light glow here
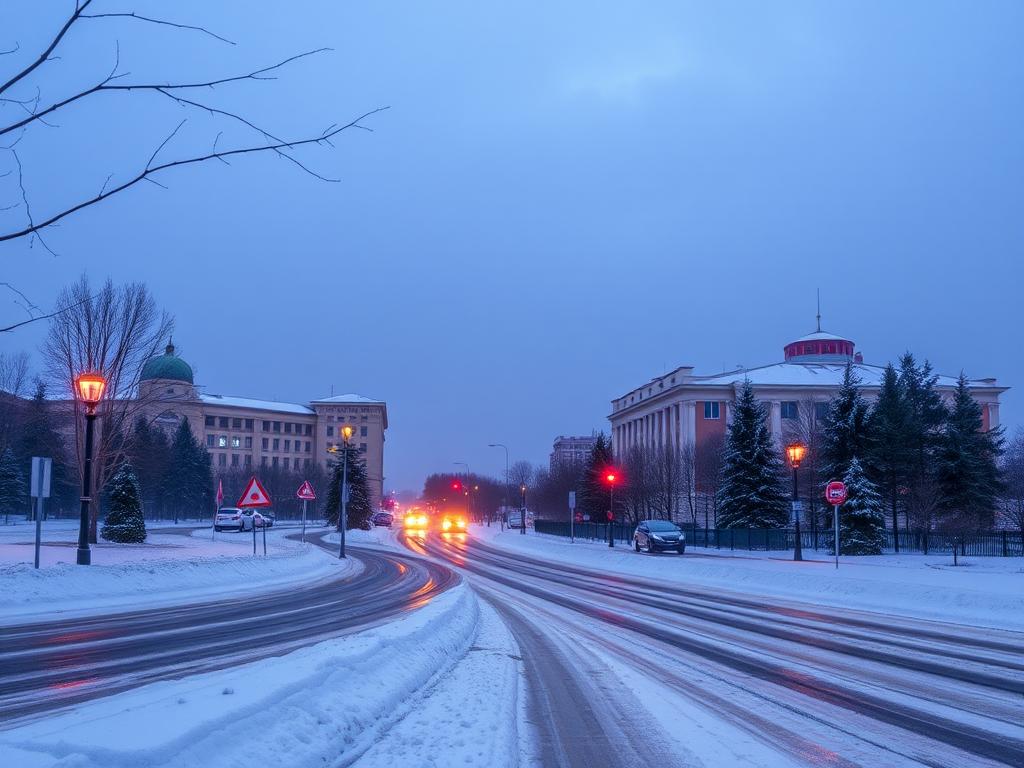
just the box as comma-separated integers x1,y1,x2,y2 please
786,442,807,469
74,372,107,412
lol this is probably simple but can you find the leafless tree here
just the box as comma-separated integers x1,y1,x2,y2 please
781,399,826,543
695,433,725,531
508,460,535,504
1000,430,1024,536
0,349,30,453
43,275,172,541
0,1,385,251
679,441,698,526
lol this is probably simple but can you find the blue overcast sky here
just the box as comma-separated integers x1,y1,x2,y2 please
2,1,1022,491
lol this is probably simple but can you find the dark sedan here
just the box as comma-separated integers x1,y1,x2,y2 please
633,520,686,554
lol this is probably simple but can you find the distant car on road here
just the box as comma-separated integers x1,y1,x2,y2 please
507,510,533,529
633,520,686,553
214,507,245,532
372,511,394,527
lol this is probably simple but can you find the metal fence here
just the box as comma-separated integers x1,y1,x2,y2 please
533,519,1024,556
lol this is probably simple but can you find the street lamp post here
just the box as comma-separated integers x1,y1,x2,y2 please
519,483,527,535
786,442,807,562
329,425,355,559
605,470,619,548
488,443,509,529
74,372,107,566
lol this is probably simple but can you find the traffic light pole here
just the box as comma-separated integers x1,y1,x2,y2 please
792,465,803,561
339,445,349,559
607,485,615,548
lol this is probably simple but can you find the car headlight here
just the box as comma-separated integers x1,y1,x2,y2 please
456,519,466,528
419,515,428,526
442,519,452,530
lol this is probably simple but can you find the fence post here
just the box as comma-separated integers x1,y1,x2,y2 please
1003,531,1008,557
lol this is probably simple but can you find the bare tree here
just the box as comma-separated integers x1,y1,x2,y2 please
782,399,826,543
679,442,698,526
695,433,725,531
508,460,535,507
1000,430,1024,536
1,1,385,250
0,350,30,453
43,275,172,541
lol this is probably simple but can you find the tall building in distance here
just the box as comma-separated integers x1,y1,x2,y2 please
136,343,388,507
550,434,598,471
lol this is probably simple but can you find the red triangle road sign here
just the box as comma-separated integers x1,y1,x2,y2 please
296,480,317,501
237,476,272,508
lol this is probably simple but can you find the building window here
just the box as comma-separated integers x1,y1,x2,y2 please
305,425,312,435
781,401,798,420
815,402,829,421
263,420,271,431
232,418,242,429
283,457,290,469
272,457,279,467
272,438,280,450
360,426,367,437
231,454,239,467
218,453,226,466
262,437,269,449
272,421,281,432
206,435,215,447
245,455,252,467
703,402,720,420
261,456,268,467
359,442,367,452
284,440,291,452
219,417,229,428
245,419,254,430
231,436,241,448
327,426,334,437
304,458,311,469
205,416,215,427
305,441,311,452
244,436,252,449
218,435,227,448
285,423,292,434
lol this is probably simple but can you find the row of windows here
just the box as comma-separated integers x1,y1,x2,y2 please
326,425,369,438
262,438,312,453
212,453,314,470
263,421,313,435
699,400,828,421
207,435,254,449
205,416,256,431
203,416,314,435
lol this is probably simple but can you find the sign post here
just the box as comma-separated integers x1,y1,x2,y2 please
30,457,52,569
237,476,273,557
296,480,317,543
568,491,576,543
214,480,224,540
825,480,848,569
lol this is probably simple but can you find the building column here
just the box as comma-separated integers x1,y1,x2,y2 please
988,403,1000,430
770,400,782,445
684,402,696,446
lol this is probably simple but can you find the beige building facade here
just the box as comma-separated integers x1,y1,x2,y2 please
137,344,388,506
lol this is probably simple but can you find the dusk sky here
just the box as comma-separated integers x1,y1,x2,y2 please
2,1,1022,491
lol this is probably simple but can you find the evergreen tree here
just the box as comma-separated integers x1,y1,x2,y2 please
101,462,147,543
325,449,373,529
0,446,25,524
127,417,171,519
164,418,213,521
898,354,947,531
820,364,871,483
836,457,886,555
16,380,76,515
578,433,617,521
717,381,788,528
867,364,910,549
936,374,1003,530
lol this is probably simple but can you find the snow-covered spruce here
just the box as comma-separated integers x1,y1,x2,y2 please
101,462,147,543
835,457,886,555
820,363,870,483
717,380,788,528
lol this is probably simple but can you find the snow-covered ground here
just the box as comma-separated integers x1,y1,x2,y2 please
474,525,1024,631
0,584,523,768
0,521,353,624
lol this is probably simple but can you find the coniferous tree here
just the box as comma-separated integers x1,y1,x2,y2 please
127,417,171,519
898,354,946,531
820,364,871,484
164,418,212,521
16,380,76,514
0,446,25,524
717,381,788,528
867,364,910,549
578,432,617,521
101,462,147,543
836,457,886,554
325,449,373,529
936,374,1003,530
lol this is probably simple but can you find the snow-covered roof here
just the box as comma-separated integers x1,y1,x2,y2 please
694,362,989,389
199,393,315,415
310,393,384,405
791,331,849,343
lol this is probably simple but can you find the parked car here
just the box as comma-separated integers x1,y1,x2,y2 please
214,507,245,532
259,510,275,528
371,511,394,527
507,510,533,529
633,520,686,554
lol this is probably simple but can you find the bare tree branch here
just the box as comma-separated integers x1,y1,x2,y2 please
80,12,237,46
0,48,331,139
0,106,387,243
0,0,95,97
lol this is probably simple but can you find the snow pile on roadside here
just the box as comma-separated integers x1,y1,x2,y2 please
476,526,1024,630
0,584,512,768
0,537,351,625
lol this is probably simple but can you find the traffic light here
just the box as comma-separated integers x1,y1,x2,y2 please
451,480,462,492
604,470,619,485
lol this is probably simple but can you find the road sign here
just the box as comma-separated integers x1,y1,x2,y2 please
568,491,576,510
216,480,224,506
296,480,316,501
825,480,847,506
30,457,51,499
237,476,272,508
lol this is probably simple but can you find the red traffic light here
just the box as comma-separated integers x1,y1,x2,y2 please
604,471,618,485
451,480,462,491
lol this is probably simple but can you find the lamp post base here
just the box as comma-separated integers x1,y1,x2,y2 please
76,547,91,566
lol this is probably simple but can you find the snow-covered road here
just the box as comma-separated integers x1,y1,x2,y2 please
415,531,1024,767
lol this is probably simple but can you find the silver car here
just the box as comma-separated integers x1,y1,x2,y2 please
214,507,245,532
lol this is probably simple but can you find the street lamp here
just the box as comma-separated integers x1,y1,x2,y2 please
604,469,619,548
519,483,527,535
488,443,509,529
786,441,807,562
74,371,107,565
329,425,355,559
454,462,470,521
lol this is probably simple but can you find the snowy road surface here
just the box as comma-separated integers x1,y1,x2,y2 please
0,532,457,725
412,531,1024,768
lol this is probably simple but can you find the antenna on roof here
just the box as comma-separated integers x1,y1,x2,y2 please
816,288,821,332
331,384,334,396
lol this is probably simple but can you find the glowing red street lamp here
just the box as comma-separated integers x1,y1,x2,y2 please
74,371,107,565
604,469,619,548
785,441,807,562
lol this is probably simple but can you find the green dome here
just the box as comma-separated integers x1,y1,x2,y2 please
141,342,193,384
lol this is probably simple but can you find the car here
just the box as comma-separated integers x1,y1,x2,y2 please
507,511,532,529
439,514,467,532
371,511,394,527
633,520,686,554
403,511,431,530
214,507,246,532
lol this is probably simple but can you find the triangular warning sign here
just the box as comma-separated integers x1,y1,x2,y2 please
296,480,316,501
237,476,272,508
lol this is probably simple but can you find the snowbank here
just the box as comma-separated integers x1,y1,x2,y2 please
0,584,513,768
0,523,353,624
475,526,1024,630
